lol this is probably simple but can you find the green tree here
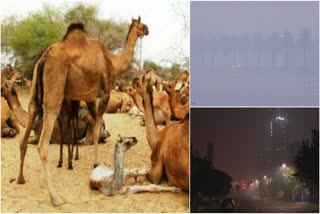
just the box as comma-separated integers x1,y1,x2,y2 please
283,167,303,204
294,130,319,203
143,60,162,71
64,3,128,51
2,4,64,76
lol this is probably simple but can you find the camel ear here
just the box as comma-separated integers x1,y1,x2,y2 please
118,134,123,142
138,16,141,23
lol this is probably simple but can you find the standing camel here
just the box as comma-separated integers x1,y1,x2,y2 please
136,75,189,191
17,17,148,206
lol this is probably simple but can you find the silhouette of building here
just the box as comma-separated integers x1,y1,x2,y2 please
207,143,214,166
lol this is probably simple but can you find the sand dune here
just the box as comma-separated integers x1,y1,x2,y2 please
1,89,189,213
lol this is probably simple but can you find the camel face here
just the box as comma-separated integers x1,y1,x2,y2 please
117,135,138,152
132,16,149,37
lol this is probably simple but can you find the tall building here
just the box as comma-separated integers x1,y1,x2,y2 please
267,112,289,169
258,110,290,174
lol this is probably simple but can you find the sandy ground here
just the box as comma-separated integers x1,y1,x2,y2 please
1,89,189,213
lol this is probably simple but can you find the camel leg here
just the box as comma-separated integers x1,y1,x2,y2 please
38,110,66,206
17,102,37,184
124,168,149,180
10,116,20,134
57,138,63,168
123,184,181,194
147,159,164,185
67,118,74,170
74,116,79,160
92,97,109,167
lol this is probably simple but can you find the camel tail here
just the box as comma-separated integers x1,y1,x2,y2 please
35,60,45,119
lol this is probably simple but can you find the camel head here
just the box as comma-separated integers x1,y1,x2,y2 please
1,75,17,100
116,135,138,153
131,16,149,38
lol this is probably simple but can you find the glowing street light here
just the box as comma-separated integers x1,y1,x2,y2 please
263,175,267,179
282,163,287,169
255,179,259,184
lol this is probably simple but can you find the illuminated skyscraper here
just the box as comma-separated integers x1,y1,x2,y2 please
269,113,289,168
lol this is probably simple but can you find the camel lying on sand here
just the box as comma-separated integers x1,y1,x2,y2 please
164,82,189,121
17,17,148,206
126,78,171,126
89,135,181,196
106,89,134,113
137,75,189,191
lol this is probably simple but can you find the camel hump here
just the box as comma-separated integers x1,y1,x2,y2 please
67,23,85,32
62,23,85,41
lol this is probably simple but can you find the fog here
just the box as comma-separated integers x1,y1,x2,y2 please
191,1,319,106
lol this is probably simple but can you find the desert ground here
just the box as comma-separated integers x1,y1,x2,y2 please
1,89,189,213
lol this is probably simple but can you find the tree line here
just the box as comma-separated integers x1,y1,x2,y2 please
1,3,187,80
192,29,318,72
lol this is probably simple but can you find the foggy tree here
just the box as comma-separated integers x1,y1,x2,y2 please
266,33,280,69
281,31,294,70
297,28,312,68
239,35,250,68
283,167,303,204
252,34,264,69
294,129,319,203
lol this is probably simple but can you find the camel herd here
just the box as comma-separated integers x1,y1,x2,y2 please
1,17,189,207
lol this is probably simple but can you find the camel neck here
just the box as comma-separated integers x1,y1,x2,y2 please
112,28,139,76
111,146,125,193
5,93,27,127
132,92,144,113
142,88,159,150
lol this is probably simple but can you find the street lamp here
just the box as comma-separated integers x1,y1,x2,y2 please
263,175,267,179
282,163,287,169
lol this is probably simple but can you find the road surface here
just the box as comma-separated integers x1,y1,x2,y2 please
235,190,319,213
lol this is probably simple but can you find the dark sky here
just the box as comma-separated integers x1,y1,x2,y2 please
191,108,319,181
191,1,319,41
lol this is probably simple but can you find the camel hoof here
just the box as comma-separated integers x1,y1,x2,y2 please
57,164,62,168
17,175,25,184
67,165,73,170
51,196,66,207
75,156,79,161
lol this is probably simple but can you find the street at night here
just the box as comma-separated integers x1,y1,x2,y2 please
191,108,319,213
235,190,319,213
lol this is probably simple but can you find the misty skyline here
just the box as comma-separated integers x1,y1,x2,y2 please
191,1,319,106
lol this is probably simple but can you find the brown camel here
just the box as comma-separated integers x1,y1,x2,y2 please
144,69,162,91
1,72,22,137
137,75,189,191
89,135,180,195
1,78,110,170
174,71,189,105
17,17,148,206
105,89,134,113
1,97,19,137
164,82,189,121
126,78,171,126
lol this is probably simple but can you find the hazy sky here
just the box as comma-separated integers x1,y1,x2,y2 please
0,0,189,66
191,1,319,41
191,108,319,181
